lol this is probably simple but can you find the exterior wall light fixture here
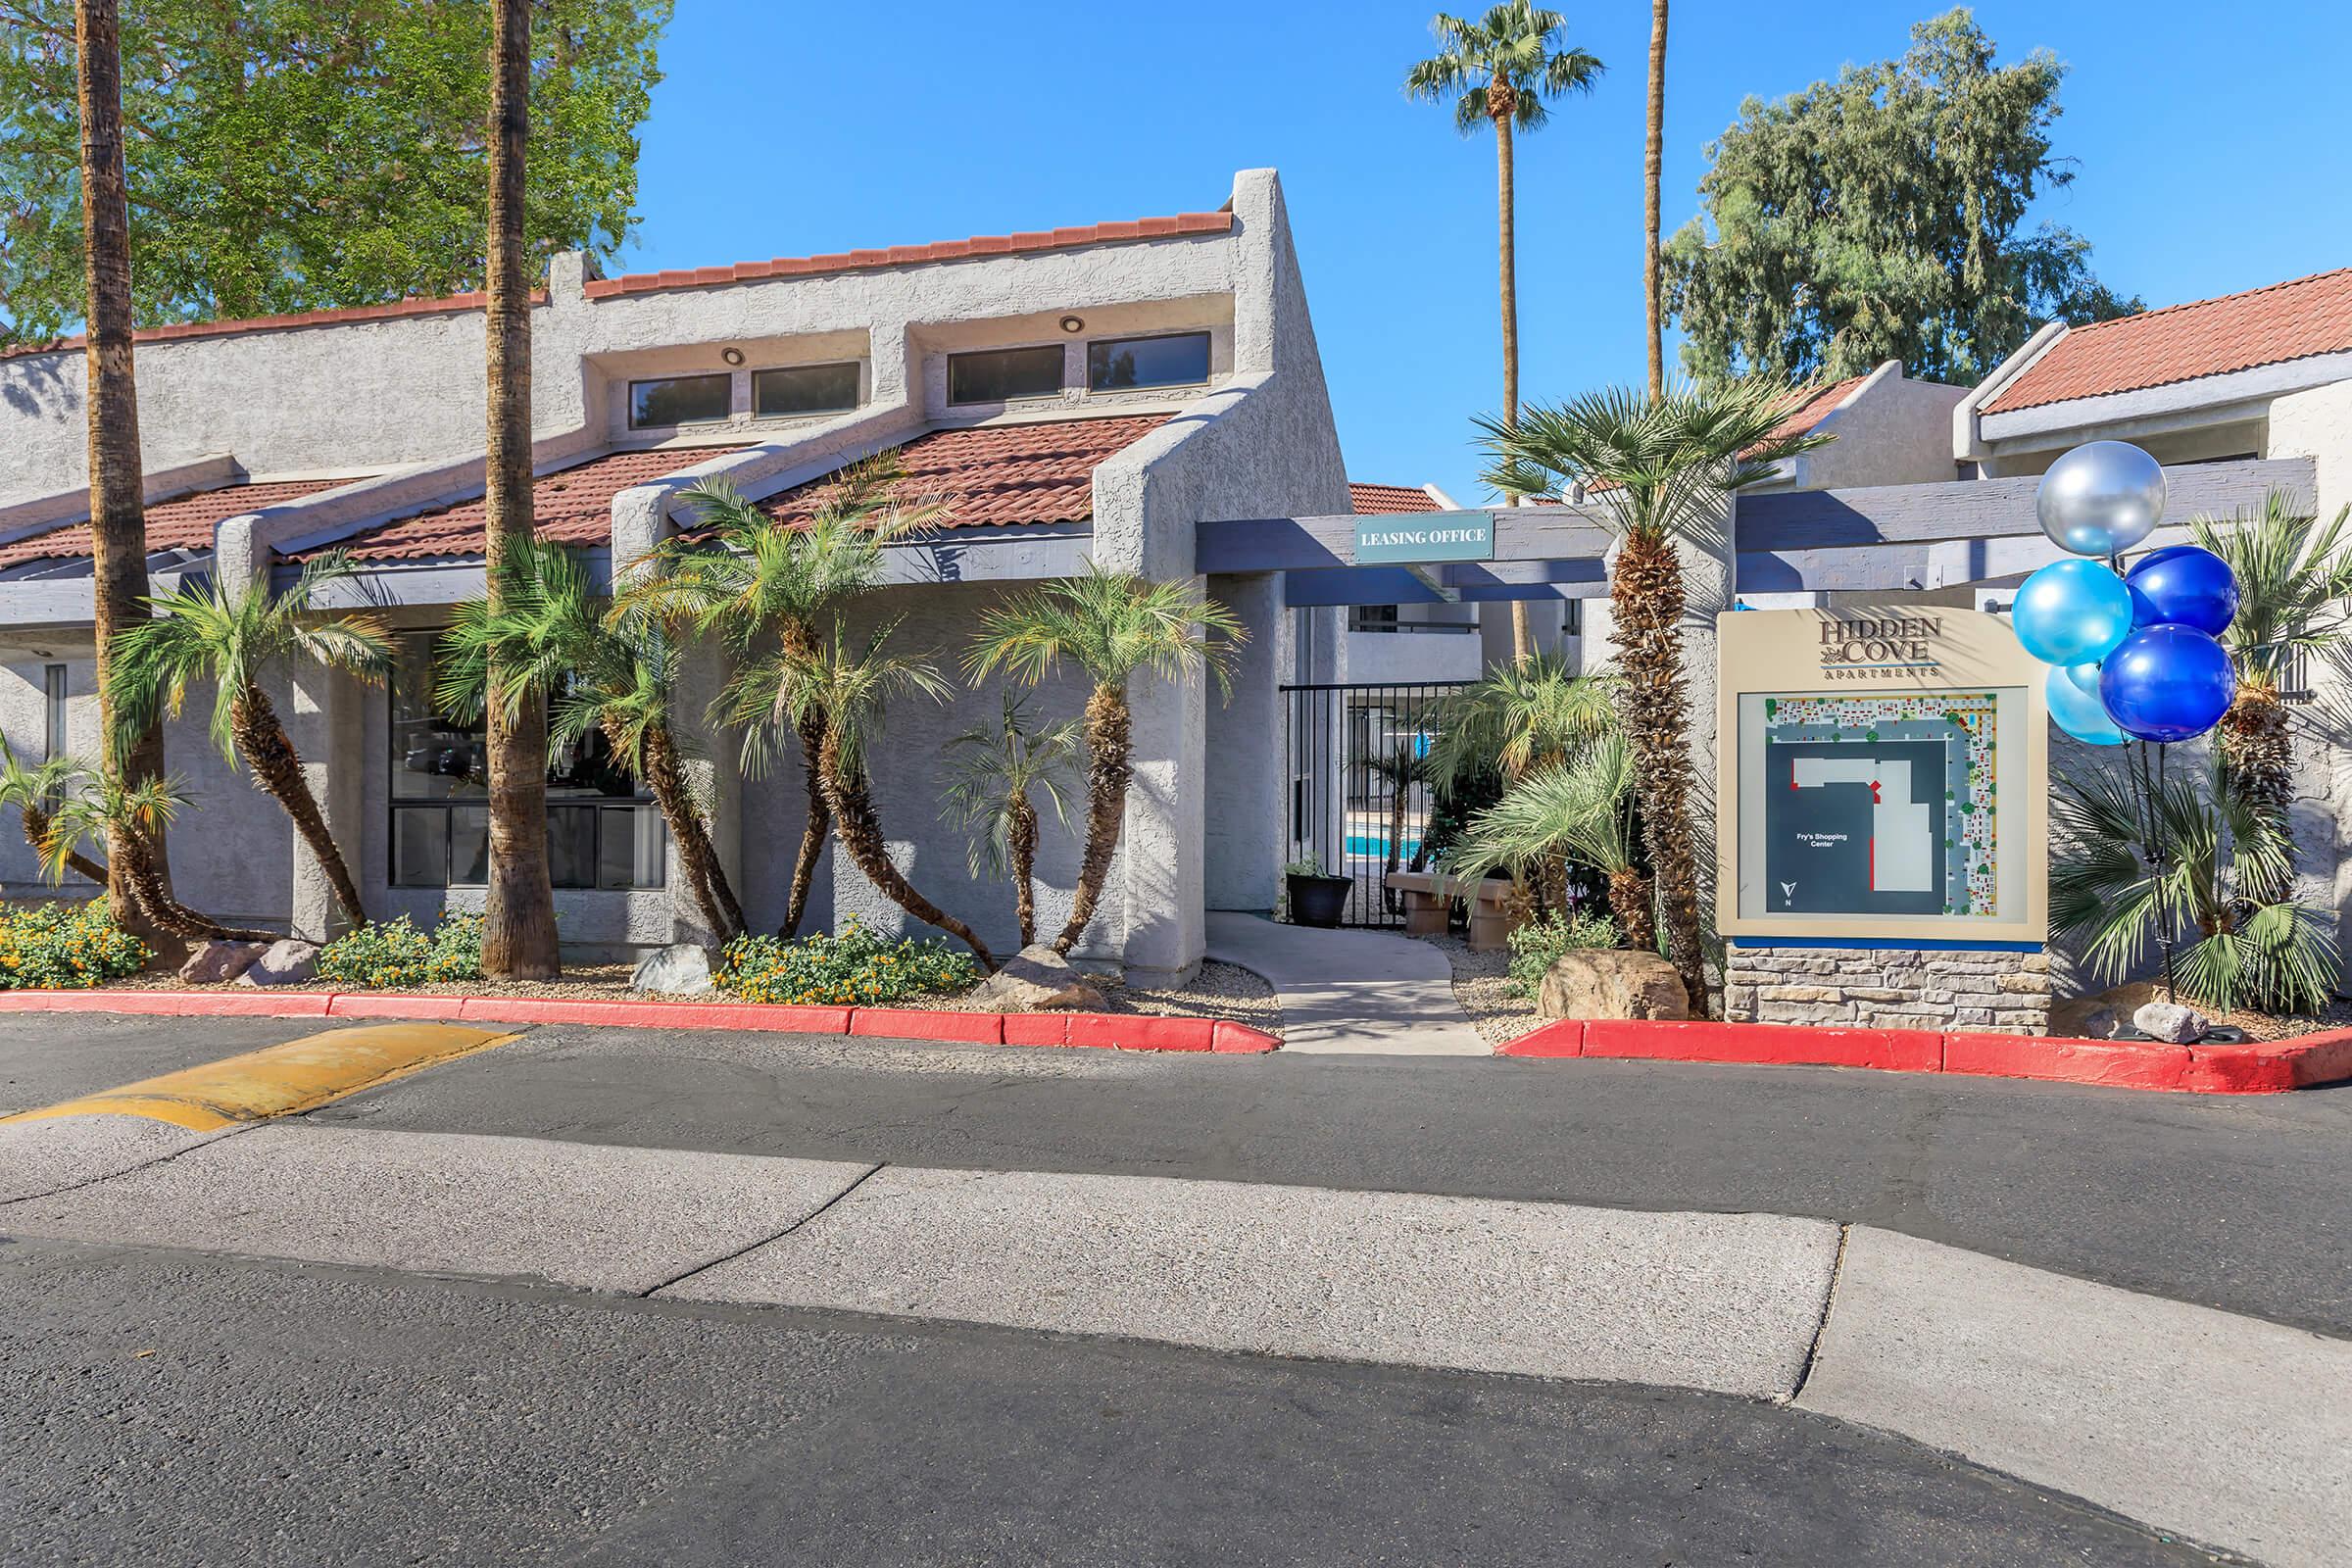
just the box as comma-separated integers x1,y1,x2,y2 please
720,346,745,366
1059,316,1085,334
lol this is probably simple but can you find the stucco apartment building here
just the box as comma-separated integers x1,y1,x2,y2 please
0,169,1394,983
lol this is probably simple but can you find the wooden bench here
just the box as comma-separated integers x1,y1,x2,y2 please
1383,871,1519,952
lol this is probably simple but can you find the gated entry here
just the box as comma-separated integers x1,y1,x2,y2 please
1282,679,1473,927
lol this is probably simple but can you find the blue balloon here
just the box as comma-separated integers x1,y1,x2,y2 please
2012,559,2134,666
2126,544,2238,635
2046,663,2124,745
2098,625,2237,743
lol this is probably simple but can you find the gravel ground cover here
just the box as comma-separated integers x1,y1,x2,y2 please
1420,934,1544,1047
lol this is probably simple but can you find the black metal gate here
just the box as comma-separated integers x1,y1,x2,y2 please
1282,680,1473,927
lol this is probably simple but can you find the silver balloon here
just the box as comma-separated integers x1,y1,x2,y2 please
2035,440,2167,557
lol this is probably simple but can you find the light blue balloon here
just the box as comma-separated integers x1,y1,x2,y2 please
2046,662,2124,745
2012,559,2134,666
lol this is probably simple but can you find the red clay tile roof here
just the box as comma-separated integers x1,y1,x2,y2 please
323,447,747,563
1766,374,1870,441
757,416,1171,531
0,292,542,362
1348,482,1441,514
1984,269,2352,415
0,476,356,570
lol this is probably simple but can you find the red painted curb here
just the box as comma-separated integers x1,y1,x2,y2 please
847,1007,1004,1045
1582,1018,1944,1074
1502,1019,1586,1058
0,989,333,1017
1210,1020,1282,1055
1942,1031,2189,1092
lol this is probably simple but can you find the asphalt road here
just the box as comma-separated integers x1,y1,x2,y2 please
298,1019,2352,1337
0,1013,326,1115
0,1237,2221,1567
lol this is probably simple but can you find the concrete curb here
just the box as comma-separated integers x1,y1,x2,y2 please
0,989,1282,1054
1497,1017,2352,1093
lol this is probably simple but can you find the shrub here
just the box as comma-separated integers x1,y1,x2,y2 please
0,900,149,989
1506,908,1620,997
716,918,981,1007
317,913,485,990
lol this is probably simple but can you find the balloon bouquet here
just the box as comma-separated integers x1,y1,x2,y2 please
2009,440,2240,999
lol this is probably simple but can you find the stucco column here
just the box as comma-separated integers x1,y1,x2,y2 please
1203,571,1286,914
284,662,367,943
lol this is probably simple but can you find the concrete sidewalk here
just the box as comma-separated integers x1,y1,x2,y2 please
1205,911,1489,1054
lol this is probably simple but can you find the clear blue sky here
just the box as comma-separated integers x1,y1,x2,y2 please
616,1,2346,506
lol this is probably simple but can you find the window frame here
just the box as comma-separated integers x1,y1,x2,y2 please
946,344,1066,406
625,371,734,430
1085,330,1212,393
41,663,66,761
752,361,862,419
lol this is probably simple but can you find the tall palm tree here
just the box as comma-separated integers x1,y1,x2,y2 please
967,564,1244,956
1445,728,1652,952
630,463,942,936
748,617,993,966
1643,0,1669,401
438,538,746,945
2189,489,2352,898
479,0,558,979
1407,2,1603,665
1481,378,1827,1004
110,553,393,928
939,693,1081,950
74,0,168,946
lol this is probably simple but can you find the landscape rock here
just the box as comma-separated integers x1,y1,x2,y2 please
965,944,1105,1011
2132,1000,2210,1044
178,939,270,986
235,939,318,988
633,942,714,997
1539,949,1690,1021
2050,997,2121,1040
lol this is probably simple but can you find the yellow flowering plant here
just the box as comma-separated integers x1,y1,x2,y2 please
0,901,149,989
715,917,978,1007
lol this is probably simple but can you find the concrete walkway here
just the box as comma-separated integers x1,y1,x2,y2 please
1204,911,1490,1055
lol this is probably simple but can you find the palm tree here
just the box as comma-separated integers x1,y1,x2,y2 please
479,0,558,979
1643,0,1669,401
1444,728,1652,952
1481,378,1828,1004
2189,489,2352,896
438,538,747,944
746,617,994,966
0,741,107,888
31,760,273,943
939,693,1081,950
2052,755,2336,1016
630,462,942,936
1407,2,1603,665
109,553,392,928
966,564,1244,956
1427,653,1614,914
74,0,169,946
1361,737,1437,913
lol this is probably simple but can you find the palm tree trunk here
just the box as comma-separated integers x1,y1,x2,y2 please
781,708,832,936
2220,683,2294,903
1383,781,1409,914
1611,527,1708,1004
641,722,744,942
110,823,274,944
1054,683,1130,956
818,734,994,968
1607,866,1655,953
229,683,366,928
1008,796,1040,949
1643,0,1669,403
1490,83,1533,669
479,0,558,980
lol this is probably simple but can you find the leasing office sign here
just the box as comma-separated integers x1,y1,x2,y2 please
1353,510,1495,564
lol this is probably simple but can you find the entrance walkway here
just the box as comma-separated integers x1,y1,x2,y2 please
1204,913,1490,1056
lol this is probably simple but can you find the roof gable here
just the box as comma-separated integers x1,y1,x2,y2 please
1348,482,1440,514
0,476,355,571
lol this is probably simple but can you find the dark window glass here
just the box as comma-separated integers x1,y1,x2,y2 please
392,808,450,888
1566,599,1583,637
601,805,665,890
948,345,1063,405
1349,606,1399,633
41,664,66,760
449,807,490,886
628,372,731,428
549,807,598,890
1087,332,1210,392
753,362,860,417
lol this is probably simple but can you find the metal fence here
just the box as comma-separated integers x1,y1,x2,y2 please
1282,679,1474,928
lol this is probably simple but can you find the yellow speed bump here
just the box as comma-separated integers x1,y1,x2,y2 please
0,1023,519,1132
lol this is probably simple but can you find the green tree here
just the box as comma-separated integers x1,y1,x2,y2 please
1,0,668,346
110,553,393,928
1444,729,1652,954
939,693,1081,951
1405,2,1602,664
967,565,1243,957
1663,8,2139,385
1362,737,1437,914
25,757,273,943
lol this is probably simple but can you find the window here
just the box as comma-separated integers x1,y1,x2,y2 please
948,345,1063,405
1566,600,1582,638
1349,606,1399,633
387,635,665,890
754,362,860,418
1087,331,1210,392
628,372,731,428
41,664,66,760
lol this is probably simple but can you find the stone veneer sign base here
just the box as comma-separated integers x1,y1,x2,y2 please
1724,942,2052,1035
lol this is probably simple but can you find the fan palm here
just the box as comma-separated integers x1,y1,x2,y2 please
31,760,273,943
2189,489,2352,896
742,617,993,966
110,552,392,928
1406,2,1603,663
2051,754,2337,1016
967,564,1244,956
1479,377,1830,1004
437,538,746,944
1445,729,1653,952
1428,653,1613,787
939,693,1082,949
0,739,106,887
1361,736,1437,913
629,461,942,936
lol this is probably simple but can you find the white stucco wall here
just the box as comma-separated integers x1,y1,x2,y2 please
1785,364,1967,490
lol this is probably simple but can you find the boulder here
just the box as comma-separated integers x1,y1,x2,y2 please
2132,1000,2209,1044
178,939,270,986
1538,949,1690,1021
2049,997,2121,1040
236,939,319,988
633,942,714,997
965,944,1105,1011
